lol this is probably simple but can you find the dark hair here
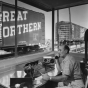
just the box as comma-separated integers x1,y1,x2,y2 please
64,45,70,54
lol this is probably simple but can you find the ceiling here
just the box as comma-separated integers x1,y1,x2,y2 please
19,0,88,11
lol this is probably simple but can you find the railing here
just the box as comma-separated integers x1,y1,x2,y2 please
70,43,85,53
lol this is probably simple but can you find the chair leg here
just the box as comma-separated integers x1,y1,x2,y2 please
85,76,88,88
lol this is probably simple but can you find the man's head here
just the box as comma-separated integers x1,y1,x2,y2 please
59,45,70,58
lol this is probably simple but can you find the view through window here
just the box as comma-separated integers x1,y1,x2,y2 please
54,5,88,54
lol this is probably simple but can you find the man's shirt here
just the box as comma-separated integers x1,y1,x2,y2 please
60,54,82,80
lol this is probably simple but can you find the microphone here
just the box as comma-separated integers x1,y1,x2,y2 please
55,56,60,59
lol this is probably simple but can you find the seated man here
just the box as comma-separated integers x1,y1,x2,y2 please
42,45,84,88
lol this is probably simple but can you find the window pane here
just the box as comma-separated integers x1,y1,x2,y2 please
0,2,53,60
70,5,87,54
55,8,69,51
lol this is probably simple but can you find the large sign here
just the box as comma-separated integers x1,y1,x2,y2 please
2,10,41,37
0,4,45,46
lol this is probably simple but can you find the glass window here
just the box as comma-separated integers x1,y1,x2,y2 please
55,5,87,53
0,2,52,60
70,5,87,53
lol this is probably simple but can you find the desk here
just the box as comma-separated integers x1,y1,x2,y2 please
33,64,59,88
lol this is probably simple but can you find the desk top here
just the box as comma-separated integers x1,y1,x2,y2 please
33,64,58,88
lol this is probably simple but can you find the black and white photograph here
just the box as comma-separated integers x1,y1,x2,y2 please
0,0,88,88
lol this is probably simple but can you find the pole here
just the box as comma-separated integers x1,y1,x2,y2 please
57,9,59,49
68,7,72,41
15,0,17,56
52,8,54,51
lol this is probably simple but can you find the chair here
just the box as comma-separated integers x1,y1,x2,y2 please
10,78,33,88
80,60,87,84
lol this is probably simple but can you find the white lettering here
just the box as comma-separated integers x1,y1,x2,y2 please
23,24,28,33
23,11,28,20
33,33,38,40
29,23,33,32
3,11,9,22
17,11,23,21
3,27,9,38
33,23,37,31
2,22,42,37
0,14,2,21
10,26,15,36
17,24,22,34
38,22,41,30
10,11,15,21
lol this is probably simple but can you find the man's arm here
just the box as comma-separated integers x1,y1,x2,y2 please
50,75,68,82
55,59,61,74
42,73,68,82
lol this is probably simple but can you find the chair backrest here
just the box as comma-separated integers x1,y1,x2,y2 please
80,61,87,84
10,78,33,88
